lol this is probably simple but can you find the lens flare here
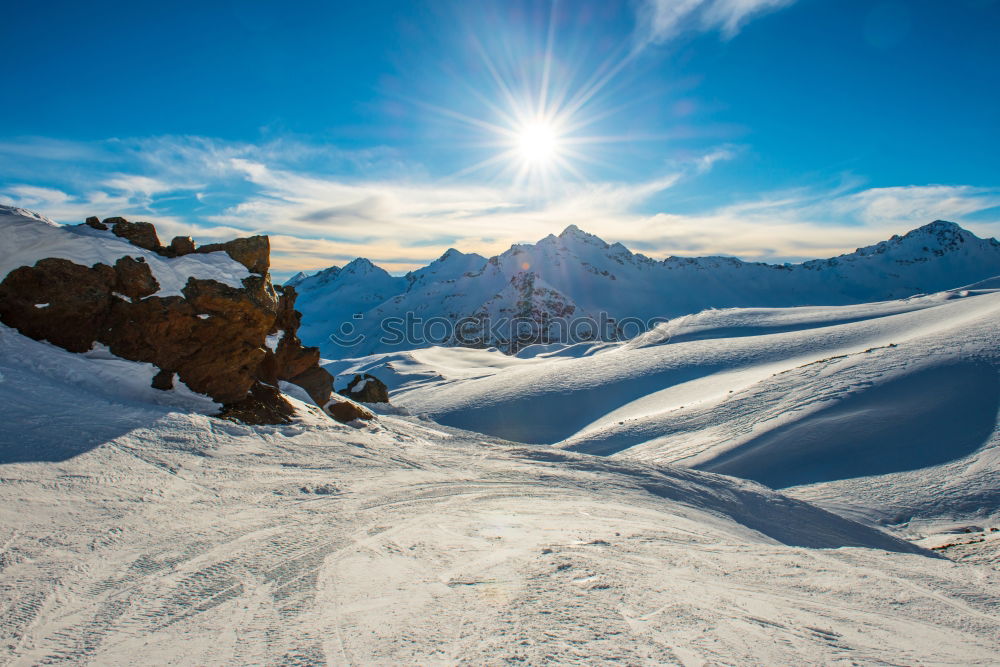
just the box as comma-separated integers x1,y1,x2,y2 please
418,2,652,192
516,121,559,164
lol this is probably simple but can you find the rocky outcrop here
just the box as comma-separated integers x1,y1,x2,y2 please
285,366,335,407
0,258,119,353
195,236,270,274
0,215,355,425
167,236,196,256
326,396,376,423
218,383,295,425
107,217,162,252
84,216,269,274
339,373,390,404
113,256,159,300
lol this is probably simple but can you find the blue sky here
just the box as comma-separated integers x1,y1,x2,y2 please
2,0,999,277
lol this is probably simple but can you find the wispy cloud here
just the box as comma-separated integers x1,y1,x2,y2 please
635,0,797,48
1,134,997,277
619,183,1000,262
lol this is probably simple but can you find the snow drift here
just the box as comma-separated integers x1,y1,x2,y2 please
359,282,1000,529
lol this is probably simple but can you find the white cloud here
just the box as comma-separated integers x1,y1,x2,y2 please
1,134,997,276
619,184,1000,262
636,0,797,48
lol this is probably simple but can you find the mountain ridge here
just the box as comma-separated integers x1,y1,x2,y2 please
291,220,1000,358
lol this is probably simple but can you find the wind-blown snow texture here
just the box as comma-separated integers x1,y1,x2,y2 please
293,221,1000,357
2,324,1000,665
348,280,1000,533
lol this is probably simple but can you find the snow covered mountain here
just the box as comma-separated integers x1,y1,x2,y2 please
294,258,408,351
292,220,1000,357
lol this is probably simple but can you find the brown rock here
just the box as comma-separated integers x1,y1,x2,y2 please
100,278,273,403
0,258,116,353
236,274,279,313
273,285,301,331
107,217,162,252
218,382,295,425
275,338,320,383
268,286,321,381
196,236,269,274
113,256,159,300
168,236,196,256
1,215,338,426
339,373,390,403
326,396,375,424
288,366,334,406
151,369,174,390
85,216,107,230
0,259,284,405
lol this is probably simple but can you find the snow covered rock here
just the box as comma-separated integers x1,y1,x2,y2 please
0,206,333,423
194,234,270,275
339,373,390,403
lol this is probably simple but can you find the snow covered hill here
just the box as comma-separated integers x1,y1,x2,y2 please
2,322,1000,665
292,221,1000,357
342,280,1000,533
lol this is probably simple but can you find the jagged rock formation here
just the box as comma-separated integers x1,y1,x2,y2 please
0,211,364,425
339,373,390,404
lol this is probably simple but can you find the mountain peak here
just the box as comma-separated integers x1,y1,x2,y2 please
284,271,309,287
343,257,378,274
896,219,975,247
927,219,960,229
910,220,964,236
556,224,609,248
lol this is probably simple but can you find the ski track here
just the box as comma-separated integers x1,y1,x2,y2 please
1,408,999,665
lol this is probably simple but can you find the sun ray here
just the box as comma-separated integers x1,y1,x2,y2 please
422,0,662,191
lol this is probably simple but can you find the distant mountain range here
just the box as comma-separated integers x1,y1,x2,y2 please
290,221,1000,358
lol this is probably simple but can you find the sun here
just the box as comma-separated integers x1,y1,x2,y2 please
429,9,642,189
517,121,559,164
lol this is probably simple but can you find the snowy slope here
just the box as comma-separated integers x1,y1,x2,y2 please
404,247,487,290
293,220,1000,358
2,323,1000,665
365,281,1000,530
